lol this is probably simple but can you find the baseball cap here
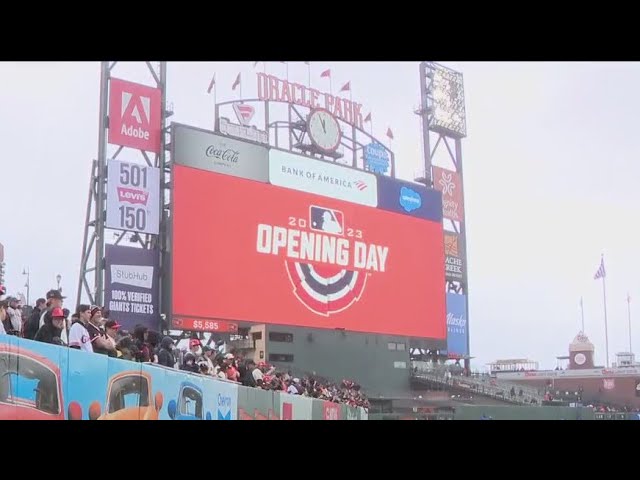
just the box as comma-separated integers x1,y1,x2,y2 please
51,307,65,318
90,306,102,318
104,320,122,330
46,290,65,300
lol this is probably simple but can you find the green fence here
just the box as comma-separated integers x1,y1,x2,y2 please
236,385,367,420
453,405,595,420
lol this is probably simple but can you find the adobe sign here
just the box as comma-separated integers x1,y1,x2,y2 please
108,78,162,153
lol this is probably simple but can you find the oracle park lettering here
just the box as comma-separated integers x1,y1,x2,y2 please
257,73,365,129
256,224,389,273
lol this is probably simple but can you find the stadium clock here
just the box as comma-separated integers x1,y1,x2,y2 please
308,109,342,153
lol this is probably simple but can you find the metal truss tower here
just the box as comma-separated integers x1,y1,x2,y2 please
76,61,168,308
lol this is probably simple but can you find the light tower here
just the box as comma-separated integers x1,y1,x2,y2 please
415,62,470,370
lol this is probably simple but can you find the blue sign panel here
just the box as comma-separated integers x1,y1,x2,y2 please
445,293,468,357
363,142,390,174
376,175,443,222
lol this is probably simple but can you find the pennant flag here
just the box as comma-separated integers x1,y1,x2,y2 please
364,112,372,123
206,73,216,94
253,61,260,68
232,73,241,91
320,69,331,78
386,127,394,140
340,81,351,92
594,256,606,280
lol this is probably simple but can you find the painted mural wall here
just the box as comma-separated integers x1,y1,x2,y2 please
0,335,365,420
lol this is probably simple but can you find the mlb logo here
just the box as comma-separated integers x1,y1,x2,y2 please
310,206,344,235
108,78,162,153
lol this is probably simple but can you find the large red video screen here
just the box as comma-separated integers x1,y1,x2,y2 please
172,165,446,339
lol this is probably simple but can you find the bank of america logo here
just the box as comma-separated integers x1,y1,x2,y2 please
354,180,367,191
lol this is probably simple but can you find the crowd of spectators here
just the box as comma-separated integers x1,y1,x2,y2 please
0,287,369,409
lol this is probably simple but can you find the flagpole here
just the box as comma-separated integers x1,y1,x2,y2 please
580,296,585,333
628,294,633,354
307,63,311,89
239,74,243,100
602,258,610,368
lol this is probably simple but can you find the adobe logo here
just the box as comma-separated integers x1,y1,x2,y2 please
108,78,162,153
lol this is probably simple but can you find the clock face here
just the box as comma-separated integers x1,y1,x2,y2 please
574,353,586,365
308,109,341,153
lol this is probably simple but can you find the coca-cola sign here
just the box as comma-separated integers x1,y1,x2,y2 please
172,123,269,183
206,145,240,164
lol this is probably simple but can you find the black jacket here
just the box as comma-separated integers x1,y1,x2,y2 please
24,307,43,340
34,318,63,345
157,336,175,368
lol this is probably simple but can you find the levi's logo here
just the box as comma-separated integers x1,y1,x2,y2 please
117,187,148,205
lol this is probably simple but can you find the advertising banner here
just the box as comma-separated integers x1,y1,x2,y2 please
444,232,466,282
108,78,162,153
376,175,443,222
106,159,160,235
363,142,390,174
269,150,378,208
323,401,341,420
433,166,464,222
104,244,160,331
173,166,446,339
172,123,269,183
445,293,468,357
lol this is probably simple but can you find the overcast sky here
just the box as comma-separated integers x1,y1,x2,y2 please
1,61,638,370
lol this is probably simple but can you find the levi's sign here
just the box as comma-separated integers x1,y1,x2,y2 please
172,123,269,183
269,150,378,207
106,159,160,235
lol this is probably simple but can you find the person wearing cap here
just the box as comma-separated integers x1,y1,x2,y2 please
181,338,202,373
6,296,23,336
201,345,216,375
34,307,66,345
104,319,122,358
68,304,93,353
86,306,116,356
39,289,65,331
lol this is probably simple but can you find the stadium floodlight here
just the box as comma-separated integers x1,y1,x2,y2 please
425,62,467,138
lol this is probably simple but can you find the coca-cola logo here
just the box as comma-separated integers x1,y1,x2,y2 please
206,144,239,163
447,313,466,328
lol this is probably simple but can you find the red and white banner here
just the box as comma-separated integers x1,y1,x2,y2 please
433,166,465,222
108,78,162,153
